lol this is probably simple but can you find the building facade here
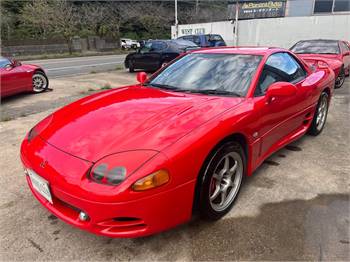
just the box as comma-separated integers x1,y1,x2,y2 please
227,0,350,19
171,0,350,47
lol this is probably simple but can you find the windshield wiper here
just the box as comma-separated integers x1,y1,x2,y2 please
146,83,182,91
190,89,242,97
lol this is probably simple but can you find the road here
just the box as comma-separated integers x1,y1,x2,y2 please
24,54,127,78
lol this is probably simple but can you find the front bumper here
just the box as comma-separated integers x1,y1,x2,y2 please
21,137,195,238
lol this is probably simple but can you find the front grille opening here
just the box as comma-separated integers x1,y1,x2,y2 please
113,217,141,222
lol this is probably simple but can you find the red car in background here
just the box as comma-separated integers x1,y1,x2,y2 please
21,47,335,238
290,39,350,88
0,56,49,98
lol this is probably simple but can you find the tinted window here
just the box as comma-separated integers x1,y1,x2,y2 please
151,41,167,51
140,41,167,53
206,34,225,47
149,53,262,97
206,35,224,41
314,0,333,13
334,0,350,11
290,40,340,54
255,53,306,96
180,36,193,42
0,57,11,68
179,36,200,45
192,36,201,45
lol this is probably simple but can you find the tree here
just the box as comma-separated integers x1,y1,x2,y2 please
21,0,52,39
48,0,80,54
80,3,106,37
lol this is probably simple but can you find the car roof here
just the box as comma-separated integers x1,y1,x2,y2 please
297,39,339,43
191,46,285,56
171,39,198,47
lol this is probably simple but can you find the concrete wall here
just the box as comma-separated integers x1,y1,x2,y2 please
172,14,350,48
1,36,120,57
238,14,350,48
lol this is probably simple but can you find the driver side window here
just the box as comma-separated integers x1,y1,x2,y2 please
0,57,12,69
255,52,306,96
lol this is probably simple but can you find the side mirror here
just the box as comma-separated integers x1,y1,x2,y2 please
266,82,297,102
11,59,21,67
136,72,148,84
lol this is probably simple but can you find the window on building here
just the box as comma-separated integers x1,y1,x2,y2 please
314,0,333,13
314,0,350,13
334,0,350,12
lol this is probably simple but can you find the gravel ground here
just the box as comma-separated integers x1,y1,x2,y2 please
0,71,349,261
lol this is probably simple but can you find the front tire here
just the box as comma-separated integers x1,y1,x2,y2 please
198,141,245,220
308,92,329,136
32,71,48,93
128,60,135,73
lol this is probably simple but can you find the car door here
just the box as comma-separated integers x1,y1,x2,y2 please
0,58,21,97
253,52,309,158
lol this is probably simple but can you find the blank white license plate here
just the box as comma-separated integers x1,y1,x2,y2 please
28,169,53,204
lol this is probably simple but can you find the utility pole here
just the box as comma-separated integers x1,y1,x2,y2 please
234,0,239,46
195,0,199,15
175,0,179,38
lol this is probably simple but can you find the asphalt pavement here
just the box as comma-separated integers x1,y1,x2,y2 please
23,54,127,78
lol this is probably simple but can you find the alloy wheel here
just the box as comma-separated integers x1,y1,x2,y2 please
316,94,328,131
32,74,47,92
209,152,243,212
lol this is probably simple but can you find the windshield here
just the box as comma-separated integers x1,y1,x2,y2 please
148,53,262,97
291,40,340,54
0,57,11,68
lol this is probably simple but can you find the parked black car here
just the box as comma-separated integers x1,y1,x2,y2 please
124,39,198,72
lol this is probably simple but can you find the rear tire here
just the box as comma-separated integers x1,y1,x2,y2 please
32,71,49,93
308,92,329,136
198,141,245,220
335,67,345,88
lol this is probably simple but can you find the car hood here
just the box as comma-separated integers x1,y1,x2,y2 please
38,85,243,162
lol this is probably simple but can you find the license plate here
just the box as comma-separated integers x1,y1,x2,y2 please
27,169,53,204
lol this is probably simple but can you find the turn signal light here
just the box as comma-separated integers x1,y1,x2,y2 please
132,170,169,191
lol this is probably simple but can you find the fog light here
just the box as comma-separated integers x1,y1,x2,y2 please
79,211,89,221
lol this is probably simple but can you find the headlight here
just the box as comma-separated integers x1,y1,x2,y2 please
132,170,169,191
27,114,53,142
88,150,158,186
90,163,127,185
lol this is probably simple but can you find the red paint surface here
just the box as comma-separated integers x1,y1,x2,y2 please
21,47,335,237
0,62,45,98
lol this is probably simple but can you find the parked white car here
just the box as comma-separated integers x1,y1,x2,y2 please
121,38,140,50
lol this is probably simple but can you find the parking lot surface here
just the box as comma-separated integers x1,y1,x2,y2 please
0,71,349,261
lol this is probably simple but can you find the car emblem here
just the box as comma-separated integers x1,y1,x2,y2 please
40,160,48,168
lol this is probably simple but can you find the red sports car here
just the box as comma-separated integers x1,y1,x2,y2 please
21,47,335,238
0,56,49,98
290,39,350,88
